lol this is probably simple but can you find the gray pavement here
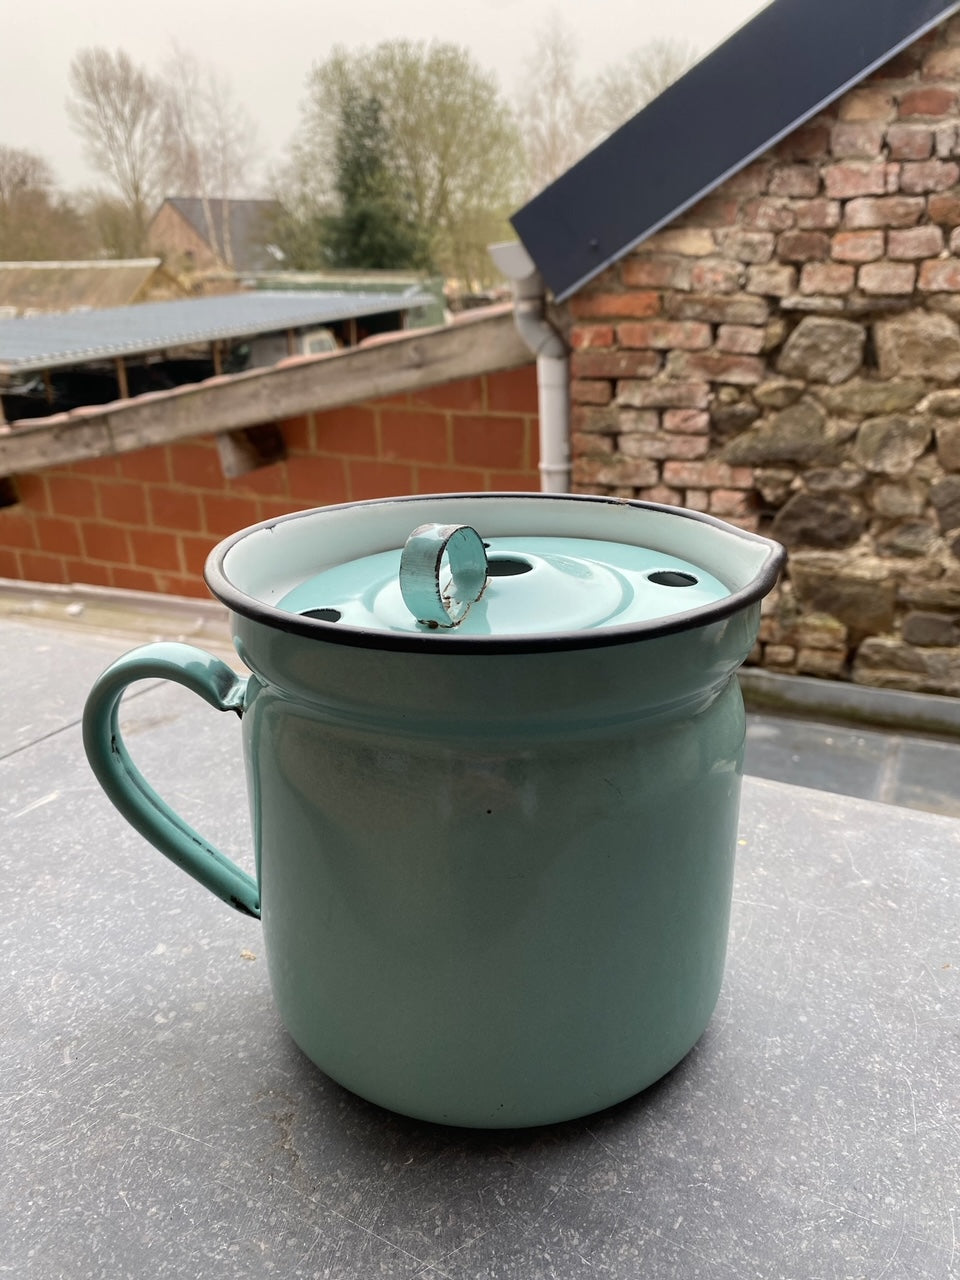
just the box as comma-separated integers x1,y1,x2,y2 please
3,612,960,1277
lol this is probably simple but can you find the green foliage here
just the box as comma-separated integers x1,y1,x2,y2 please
323,91,428,270
281,39,523,284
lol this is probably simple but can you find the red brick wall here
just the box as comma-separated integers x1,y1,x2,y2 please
0,365,538,598
564,16,960,695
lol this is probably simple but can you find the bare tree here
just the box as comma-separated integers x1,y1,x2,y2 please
66,48,167,250
0,145,92,259
159,46,260,268
592,39,698,139
516,19,597,197
516,21,698,194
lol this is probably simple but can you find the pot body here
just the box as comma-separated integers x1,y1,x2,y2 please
84,494,783,1128
234,604,755,1127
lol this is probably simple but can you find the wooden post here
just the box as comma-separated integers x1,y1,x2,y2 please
348,318,358,347
286,329,297,357
42,370,55,404
115,357,130,400
212,341,223,376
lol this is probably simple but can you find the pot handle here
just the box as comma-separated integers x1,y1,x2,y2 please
82,642,260,919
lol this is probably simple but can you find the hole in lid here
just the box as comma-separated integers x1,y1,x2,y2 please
648,570,698,588
487,556,533,577
301,607,342,622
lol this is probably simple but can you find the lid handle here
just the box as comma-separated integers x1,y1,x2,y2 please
399,523,488,628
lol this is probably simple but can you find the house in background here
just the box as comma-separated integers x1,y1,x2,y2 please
148,198,283,275
0,259,183,317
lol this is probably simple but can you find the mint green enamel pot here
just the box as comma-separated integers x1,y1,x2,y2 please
83,493,784,1128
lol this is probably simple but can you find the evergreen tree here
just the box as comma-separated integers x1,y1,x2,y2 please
323,91,427,270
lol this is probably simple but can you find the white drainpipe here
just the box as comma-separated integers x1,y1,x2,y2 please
488,241,571,493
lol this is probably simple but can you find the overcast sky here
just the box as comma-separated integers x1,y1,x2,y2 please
4,0,770,193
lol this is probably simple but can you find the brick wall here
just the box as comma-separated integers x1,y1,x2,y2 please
0,365,538,598
566,14,960,696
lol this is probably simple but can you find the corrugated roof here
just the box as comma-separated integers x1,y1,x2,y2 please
0,259,172,315
0,289,434,377
511,0,960,300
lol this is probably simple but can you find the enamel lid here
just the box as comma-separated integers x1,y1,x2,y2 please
275,522,732,637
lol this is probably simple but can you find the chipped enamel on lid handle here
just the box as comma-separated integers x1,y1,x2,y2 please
398,523,489,628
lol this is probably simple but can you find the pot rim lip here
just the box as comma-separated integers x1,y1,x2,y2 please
204,492,786,654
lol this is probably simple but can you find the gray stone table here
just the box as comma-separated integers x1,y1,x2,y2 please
2,617,959,1279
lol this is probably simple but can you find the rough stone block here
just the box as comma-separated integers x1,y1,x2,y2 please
618,320,712,350
927,192,960,224
715,324,765,354
621,258,692,290
661,459,754,489
839,89,896,122
875,309,960,380
899,87,960,118
764,644,798,667
753,378,805,408
664,293,769,325
796,648,847,677
853,415,932,477
843,196,925,228
902,612,959,647
742,199,796,232
768,165,821,197
937,420,960,472
777,230,830,261
723,398,838,467
754,467,796,506
870,478,928,516
799,262,856,294
639,227,716,256
571,379,613,405
616,380,710,410
571,456,659,488
899,159,960,193
689,259,744,293
831,230,885,262
771,492,866,549
887,225,945,259
885,124,934,160
791,555,897,635
571,324,615,350
664,350,765,385
918,258,960,291
823,162,890,198
567,291,660,320
776,315,866,384
931,475,960,530
830,122,885,158
662,409,710,434
793,199,842,230
805,465,867,493
920,45,960,78
715,229,776,264
745,263,797,296
858,261,917,294
877,522,939,558
817,377,927,414
571,350,662,378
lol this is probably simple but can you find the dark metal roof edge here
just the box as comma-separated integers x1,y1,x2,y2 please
512,0,960,301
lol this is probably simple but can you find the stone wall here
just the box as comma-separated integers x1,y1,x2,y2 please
566,15,960,695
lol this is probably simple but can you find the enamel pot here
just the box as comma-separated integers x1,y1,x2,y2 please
83,493,784,1128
